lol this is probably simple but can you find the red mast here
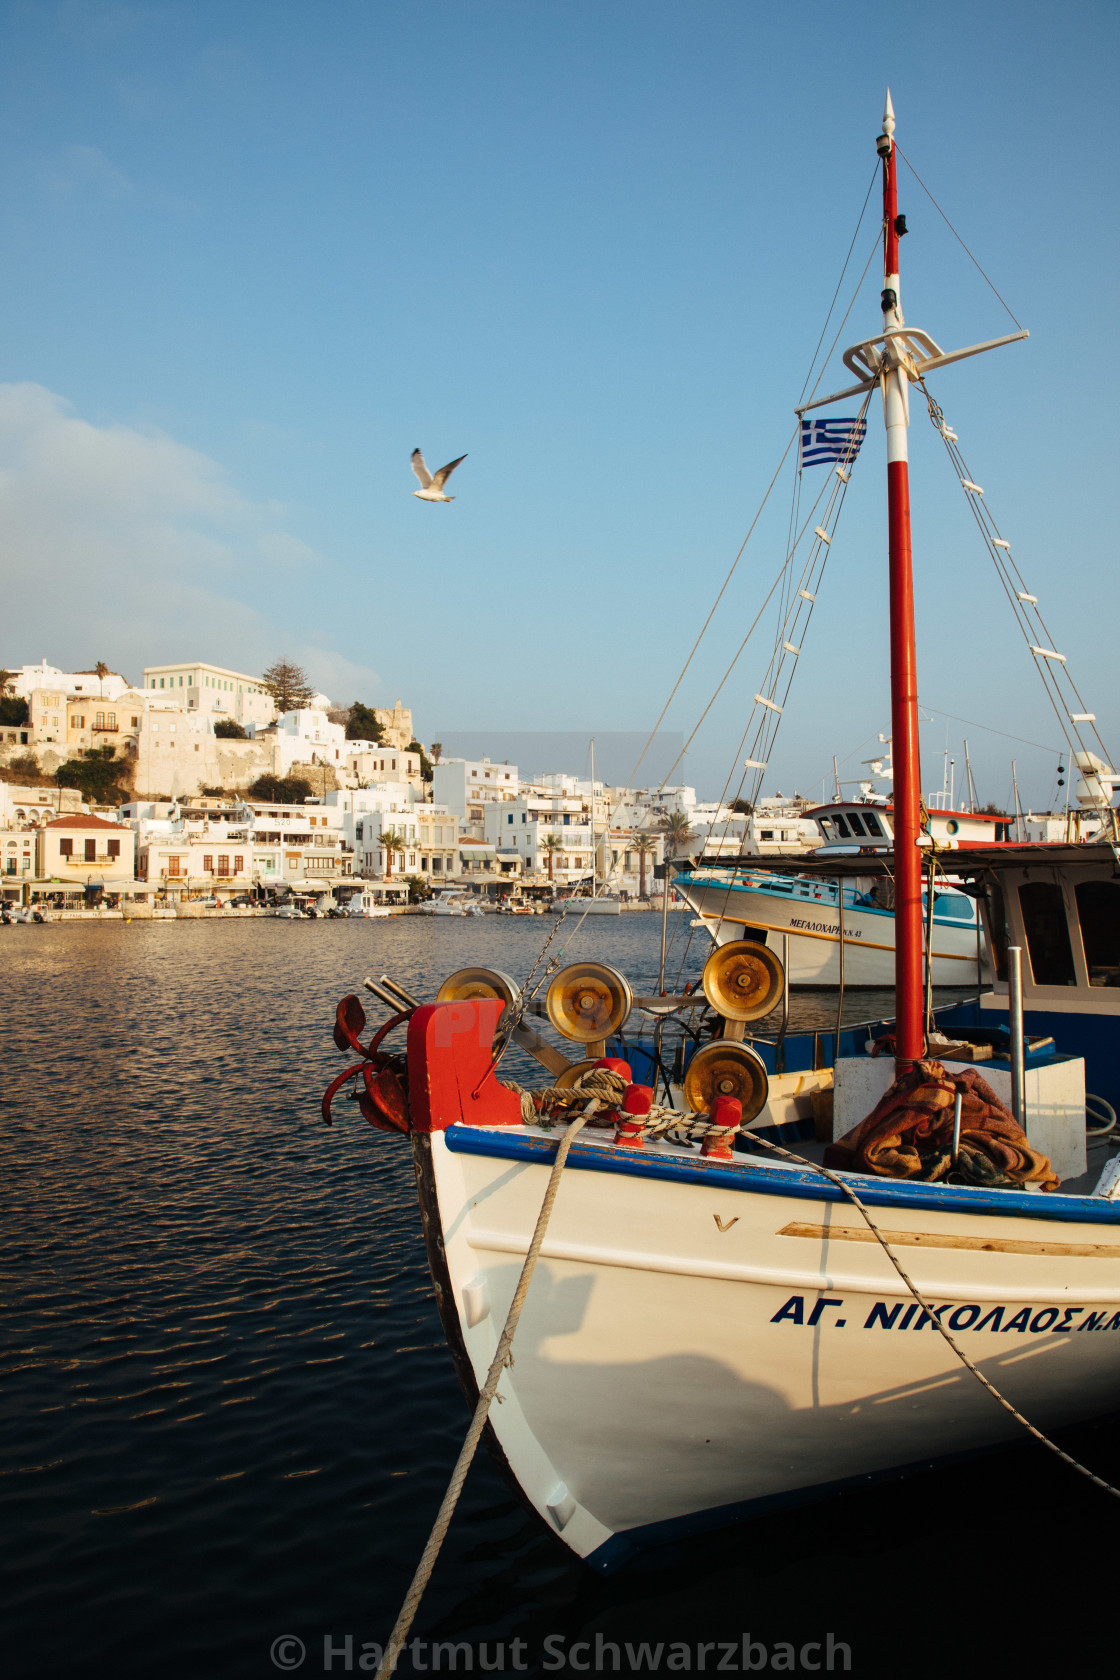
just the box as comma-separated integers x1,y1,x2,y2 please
878,92,924,1070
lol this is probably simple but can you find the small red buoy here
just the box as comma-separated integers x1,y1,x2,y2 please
702,1094,742,1159
615,1082,652,1148
593,1057,632,1084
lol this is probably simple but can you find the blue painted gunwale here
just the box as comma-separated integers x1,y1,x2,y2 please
680,869,979,931
443,1124,1120,1225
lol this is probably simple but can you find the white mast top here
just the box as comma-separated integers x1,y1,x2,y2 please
883,88,895,138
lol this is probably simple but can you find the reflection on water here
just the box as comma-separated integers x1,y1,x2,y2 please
2,917,1116,1680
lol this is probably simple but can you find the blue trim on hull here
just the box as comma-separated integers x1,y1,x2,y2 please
443,1125,1120,1223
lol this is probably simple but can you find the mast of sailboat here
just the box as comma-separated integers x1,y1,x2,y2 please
878,91,924,1071
589,736,597,899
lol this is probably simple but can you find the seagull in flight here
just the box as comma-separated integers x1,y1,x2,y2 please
411,448,467,502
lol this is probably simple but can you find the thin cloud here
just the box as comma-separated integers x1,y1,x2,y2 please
0,382,381,702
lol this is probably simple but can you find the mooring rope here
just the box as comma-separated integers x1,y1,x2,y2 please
373,1100,600,1679
745,1130,1120,1502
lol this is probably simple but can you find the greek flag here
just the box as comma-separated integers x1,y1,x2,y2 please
799,415,867,468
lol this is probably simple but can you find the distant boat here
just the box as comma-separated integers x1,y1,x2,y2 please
678,799,1001,986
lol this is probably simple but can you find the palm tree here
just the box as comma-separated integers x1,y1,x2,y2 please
659,810,693,858
379,828,406,879
95,660,110,698
634,832,658,898
541,833,562,883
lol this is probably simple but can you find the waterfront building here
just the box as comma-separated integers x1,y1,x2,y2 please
141,661,277,729
36,813,136,891
483,794,594,887
135,799,353,895
351,805,459,880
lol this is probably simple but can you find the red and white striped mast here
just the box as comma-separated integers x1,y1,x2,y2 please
877,90,924,1071
796,97,1027,1068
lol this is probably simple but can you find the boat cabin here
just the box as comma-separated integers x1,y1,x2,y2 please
809,801,1013,853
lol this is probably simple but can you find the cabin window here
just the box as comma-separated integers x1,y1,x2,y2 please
933,893,973,921
847,812,866,836
833,814,851,838
1075,880,1120,987
862,812,884,837
1018,881,1076,986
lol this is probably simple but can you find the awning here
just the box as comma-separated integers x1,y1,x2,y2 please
460,845,496,859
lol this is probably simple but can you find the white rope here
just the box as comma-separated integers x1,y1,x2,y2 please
373,1100,600,1678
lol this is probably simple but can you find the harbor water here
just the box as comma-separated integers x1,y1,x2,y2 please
4,916,1118,1678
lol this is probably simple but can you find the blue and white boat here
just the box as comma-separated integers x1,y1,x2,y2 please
678,799,1005,986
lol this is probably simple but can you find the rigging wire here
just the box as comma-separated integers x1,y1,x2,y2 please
919,381,1115,815
895,144,1023,331
797,163,881,407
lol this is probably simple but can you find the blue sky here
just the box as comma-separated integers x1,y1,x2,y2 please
0,0,1116,807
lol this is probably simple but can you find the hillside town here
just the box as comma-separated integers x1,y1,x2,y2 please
0,655,821,916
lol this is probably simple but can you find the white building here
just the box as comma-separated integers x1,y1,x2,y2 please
8,660,133,703
349,804,460,881
432,758,519,823
141,661,277,728
134,798,354,896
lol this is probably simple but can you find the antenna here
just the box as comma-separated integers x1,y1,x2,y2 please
963,739,978,812
832,755,842,799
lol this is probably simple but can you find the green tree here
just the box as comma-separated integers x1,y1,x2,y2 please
94,660,110,698
403,873,430,904
634,832,658,898
0,694,29,726
261,658,315,716
541,833,562,882
0,669,15,695
247,772,314,804
429,742,443,764
408,740,433,782
57,746,130,804
379,828,406,879
213,718,247,739
346,701,385,742
658,810,693,857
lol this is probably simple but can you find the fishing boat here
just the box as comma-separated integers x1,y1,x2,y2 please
326,97,1120,1574
680,798,999,986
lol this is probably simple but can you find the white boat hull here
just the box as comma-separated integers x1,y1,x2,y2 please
419,1123,1120,1564
681,875,987,987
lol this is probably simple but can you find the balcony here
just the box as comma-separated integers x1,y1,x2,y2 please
91,722,119,733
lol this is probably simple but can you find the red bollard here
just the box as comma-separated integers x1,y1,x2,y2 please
701,1094,742,1159
614,1083,652,1147
592,1057,632,1084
